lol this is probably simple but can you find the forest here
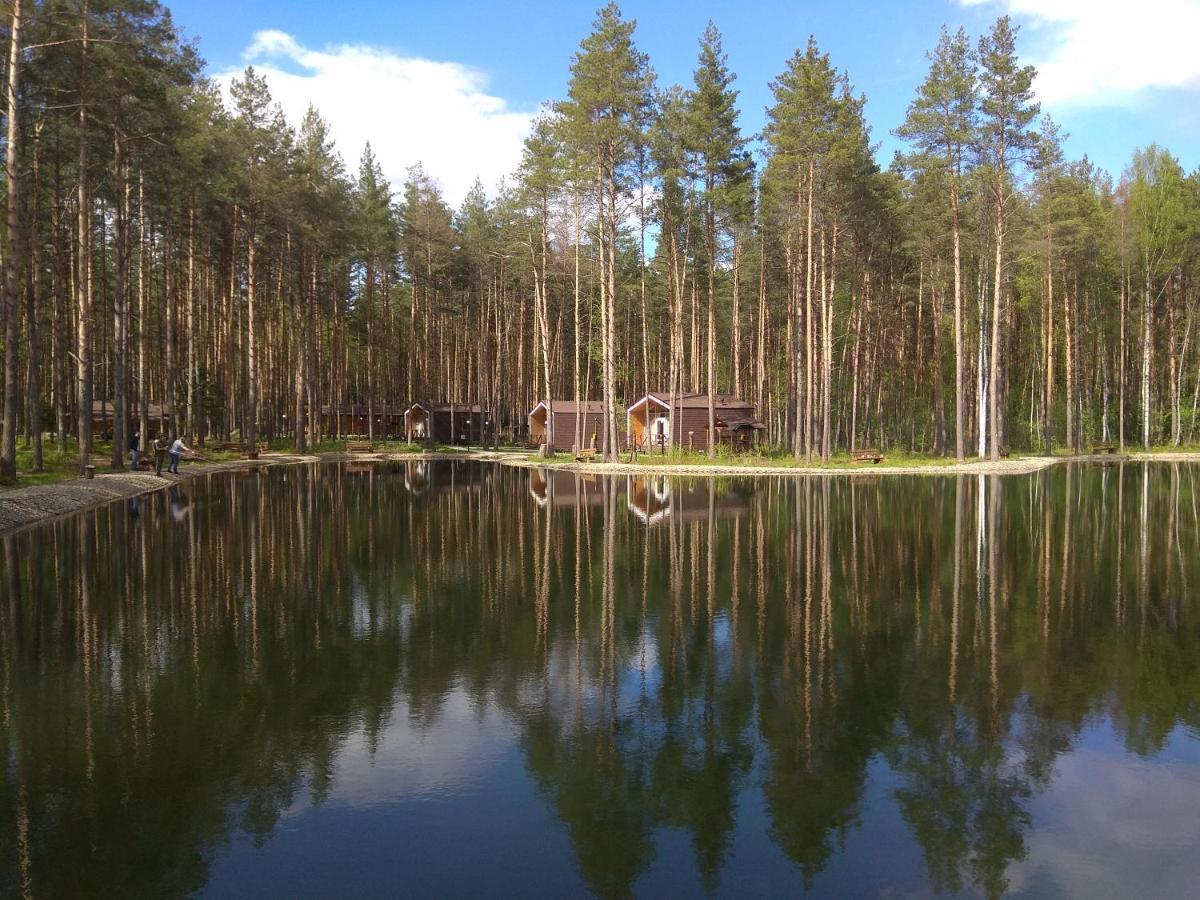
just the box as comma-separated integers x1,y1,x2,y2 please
1,0,1198,479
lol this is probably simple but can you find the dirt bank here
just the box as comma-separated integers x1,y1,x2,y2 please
0,454,319,536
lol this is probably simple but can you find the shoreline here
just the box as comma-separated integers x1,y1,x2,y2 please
2,448,1197,537
0,453,320,537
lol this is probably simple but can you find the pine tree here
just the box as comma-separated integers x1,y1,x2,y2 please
977,16,1038,460
686,21,751,456
558,2,653,460
896,26,977,460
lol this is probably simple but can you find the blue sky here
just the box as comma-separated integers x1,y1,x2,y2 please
169,0,1200,204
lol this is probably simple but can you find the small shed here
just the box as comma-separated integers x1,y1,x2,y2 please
528,400,606,451
626,392,766,452
404,402,489,445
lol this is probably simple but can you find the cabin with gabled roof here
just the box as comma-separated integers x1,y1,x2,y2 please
528,400,605,451
626,392,766,452
404,401,488,445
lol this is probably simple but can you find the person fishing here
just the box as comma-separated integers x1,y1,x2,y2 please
129,430,141,472
168,435,192,475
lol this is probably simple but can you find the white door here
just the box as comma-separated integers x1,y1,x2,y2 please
653,415,671,445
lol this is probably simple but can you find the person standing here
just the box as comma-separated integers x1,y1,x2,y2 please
129,430,141,472
168,435,191,475
153,436,167,476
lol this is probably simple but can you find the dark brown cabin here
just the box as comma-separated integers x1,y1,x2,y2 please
626,392,766,452
317,405,406,438
92,400,169,438
404,402,488,445
528,400,606,451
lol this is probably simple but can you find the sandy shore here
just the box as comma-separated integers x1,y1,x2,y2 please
3,448,1198,536
500,454,1066,477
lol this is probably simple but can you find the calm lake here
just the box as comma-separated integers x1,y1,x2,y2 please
1,461,1198,898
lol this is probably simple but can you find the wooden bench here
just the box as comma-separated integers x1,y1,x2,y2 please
209,440,266,456
575,447,597,463
850,448,884,464
1090,444,1118,455
347,441,374,454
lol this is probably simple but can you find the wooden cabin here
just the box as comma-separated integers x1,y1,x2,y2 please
626,392,766,452
528,400,606,451
317,405,406,438
92,400,169,438
404,402,488,445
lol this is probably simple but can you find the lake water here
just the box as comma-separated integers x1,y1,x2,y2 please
1,461,1198,898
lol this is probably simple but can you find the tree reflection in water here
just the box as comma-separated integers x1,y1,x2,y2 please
1,461,1198,897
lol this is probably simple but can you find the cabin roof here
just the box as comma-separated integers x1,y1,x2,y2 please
318,405,405,416
628,392,756,413
92,400,168,418
529,400,606,415
406,402,486,415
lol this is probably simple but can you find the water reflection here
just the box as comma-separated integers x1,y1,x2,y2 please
1,462,1198,897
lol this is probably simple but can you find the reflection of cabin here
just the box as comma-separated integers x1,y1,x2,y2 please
403,460,430,494
528,400,605,451
92,400,169,438
403,402,488,444
627,475,752,526
627,392,766,452
318,405,405,438
529,468,610,508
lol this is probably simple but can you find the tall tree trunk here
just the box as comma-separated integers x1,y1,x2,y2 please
989,212,1003,462
804,158,814,462
755,229,766,421
1119,263,1127,451
1141,264,1152,449
731,233,742,398
24,123,42,471
1063,271,1075,453
246,208,258,456
0,0,24,483
185,195,196,441
75,1,93,474
110,130,129,469
951,184,965,460
706,186,716,458
137,167,148,446
1043,231,1054,455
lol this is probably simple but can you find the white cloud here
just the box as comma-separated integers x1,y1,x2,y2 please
960,0,1200,106
1005,744,1200,897
217,30,535,207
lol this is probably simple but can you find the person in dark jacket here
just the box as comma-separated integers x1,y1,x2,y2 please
153,437,167,476
129,431,141,472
